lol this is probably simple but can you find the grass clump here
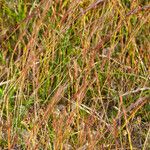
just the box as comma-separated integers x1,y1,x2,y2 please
0,0,150,149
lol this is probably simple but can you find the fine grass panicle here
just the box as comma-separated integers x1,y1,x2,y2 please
0,0,150,149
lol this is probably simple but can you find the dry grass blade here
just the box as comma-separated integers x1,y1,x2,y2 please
0,0,149,149
26,84,68,148
121,87,150,97
81,0,105,15
41,84,68,122
143,125,150,150
0,80,12,86
116,96,149,126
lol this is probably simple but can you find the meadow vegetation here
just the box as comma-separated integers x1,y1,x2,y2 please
0,0,150,149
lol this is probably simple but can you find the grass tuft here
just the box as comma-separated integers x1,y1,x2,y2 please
0,0,150,149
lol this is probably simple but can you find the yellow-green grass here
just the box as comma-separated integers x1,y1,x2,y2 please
0,0,150,149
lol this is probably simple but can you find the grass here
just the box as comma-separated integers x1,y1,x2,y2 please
0,0,150,149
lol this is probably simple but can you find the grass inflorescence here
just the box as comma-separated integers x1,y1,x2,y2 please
0,0,150,149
